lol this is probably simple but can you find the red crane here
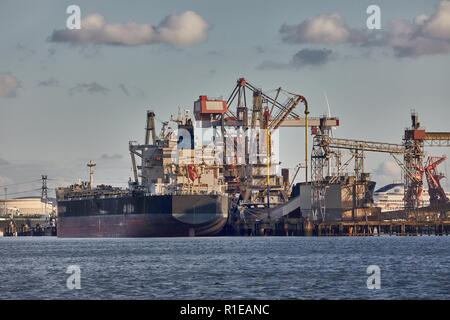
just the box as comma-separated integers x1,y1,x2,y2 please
423,156,449,207
411,155,448,207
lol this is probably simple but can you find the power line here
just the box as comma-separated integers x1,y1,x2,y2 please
2,188,42,196
47,177,79,181
0,179,41,188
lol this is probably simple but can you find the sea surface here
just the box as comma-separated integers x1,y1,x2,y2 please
0,236,449,299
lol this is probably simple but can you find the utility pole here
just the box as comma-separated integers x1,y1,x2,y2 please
41,175,48,216
305,105,309,183
87,160,96,189
3,187,6,216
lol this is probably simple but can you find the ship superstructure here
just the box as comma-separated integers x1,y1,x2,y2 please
56,108,229,237
129,109,225,196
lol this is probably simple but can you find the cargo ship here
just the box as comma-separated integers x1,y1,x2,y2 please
56,78,311,237
56,190,228,237
56,107,229,237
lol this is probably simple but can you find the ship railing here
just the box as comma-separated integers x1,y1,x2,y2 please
58,189,130,200
151,182,227,196
174,184,227,195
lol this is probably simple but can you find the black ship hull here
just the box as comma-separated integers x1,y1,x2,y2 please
57,194,229,237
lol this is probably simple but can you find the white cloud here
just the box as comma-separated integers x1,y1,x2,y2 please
50,11,208,47
386,1,450,57
373,160,402,186
278,1,450,58
423,0,450,40
0,73,19,98
157,11,209,46
280,14,356,44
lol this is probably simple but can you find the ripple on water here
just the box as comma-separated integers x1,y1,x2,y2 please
0,236,449,299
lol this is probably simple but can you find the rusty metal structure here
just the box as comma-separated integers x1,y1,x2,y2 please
196,78,340,210
309,111,450,222
310,117,405,221
403,112,450,212
423,156,449,208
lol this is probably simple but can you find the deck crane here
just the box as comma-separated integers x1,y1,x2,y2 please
222,78,310,207
192,77,338,216
262,92,307,209
218,78,338,188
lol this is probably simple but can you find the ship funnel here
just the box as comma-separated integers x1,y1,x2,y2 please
145,110,156,145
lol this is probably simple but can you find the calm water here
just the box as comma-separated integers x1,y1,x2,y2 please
0,236,449,299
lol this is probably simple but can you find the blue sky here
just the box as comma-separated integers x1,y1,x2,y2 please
1,0,450,196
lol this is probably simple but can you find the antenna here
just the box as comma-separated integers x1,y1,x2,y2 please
324,91,335,137
324,91,331,117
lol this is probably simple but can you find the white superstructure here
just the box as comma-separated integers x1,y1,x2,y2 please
373,183,450,212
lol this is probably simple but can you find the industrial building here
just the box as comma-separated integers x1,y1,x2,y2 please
0,197,55,217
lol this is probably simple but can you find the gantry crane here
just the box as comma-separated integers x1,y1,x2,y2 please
403,112,450,210
310,117,407,221
310,112,450,221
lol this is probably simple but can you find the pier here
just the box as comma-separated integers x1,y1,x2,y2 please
228,203,450,237
229,217,450,237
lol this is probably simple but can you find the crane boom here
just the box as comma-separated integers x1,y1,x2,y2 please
325,137,405,154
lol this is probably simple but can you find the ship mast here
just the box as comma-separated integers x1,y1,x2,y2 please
87,160,96,189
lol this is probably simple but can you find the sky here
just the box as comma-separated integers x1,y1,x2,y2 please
1,0,450,197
